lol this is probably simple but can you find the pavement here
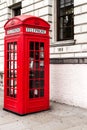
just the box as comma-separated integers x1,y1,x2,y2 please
0,90,87,130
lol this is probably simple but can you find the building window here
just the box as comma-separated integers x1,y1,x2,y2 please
9,2,21,17
13,6,21,16
57,0,74,41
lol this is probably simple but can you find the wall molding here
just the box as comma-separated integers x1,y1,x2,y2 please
50,58,87,64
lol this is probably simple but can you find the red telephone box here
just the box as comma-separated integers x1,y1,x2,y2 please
4,15,50,115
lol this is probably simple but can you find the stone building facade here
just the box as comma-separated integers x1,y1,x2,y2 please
0,0,87,108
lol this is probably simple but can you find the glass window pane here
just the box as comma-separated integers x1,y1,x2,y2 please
40,42,44,51
30,71,34,79
40,71,44,78
11,79,13,87
35,52,39,60
40,52,44,59
11,61,13,69
11,70,14,78
57,0,74,40
30,59,34,69
40,61,44,69
35,42,39,50
11,53,14,60
30,90,34,98
14,70,17,78
40,89,44,97
35,80,39,88
34,89,39,97
34,61,39,69
14,53,17,60
14,79,17,87
11,44,14,50
30,52,34,59
35,71,39,78
14,61,17,69
40,80,44,88
30,80,35,88
14,42,17,50
30,42,34,50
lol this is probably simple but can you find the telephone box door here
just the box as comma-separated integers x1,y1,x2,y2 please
26,38,49,112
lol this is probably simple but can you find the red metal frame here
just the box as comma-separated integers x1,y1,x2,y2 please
4,15,50,115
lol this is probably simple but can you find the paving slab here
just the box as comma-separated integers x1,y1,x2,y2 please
0,90,87,130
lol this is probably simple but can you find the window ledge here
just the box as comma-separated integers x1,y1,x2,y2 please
50,40,75,47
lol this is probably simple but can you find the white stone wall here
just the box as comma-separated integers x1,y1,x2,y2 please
74,0,87,44
50,64,87,108
0,1,10,72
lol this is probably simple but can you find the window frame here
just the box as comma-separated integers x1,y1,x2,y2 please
57,0,74,41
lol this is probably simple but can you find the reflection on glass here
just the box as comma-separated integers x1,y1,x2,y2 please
11,61,13,69
11,44,14,50
40,52,44,58
11,89,13,95
14,80,17,86
15,62,17,69
14,53,17,60
11,79,13,86
34,89,39,97
11,70,13,77
35,52,39,60
40,61,44,68
40,42,44,48
30,58,34,69
30,71,34,78
14,89,17,95
11,53,13,60
34,89,38,95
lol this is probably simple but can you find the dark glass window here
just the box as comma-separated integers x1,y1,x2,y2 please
29,41,45,98
7,42,17,98
13,7,21,16
57,0,74,41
